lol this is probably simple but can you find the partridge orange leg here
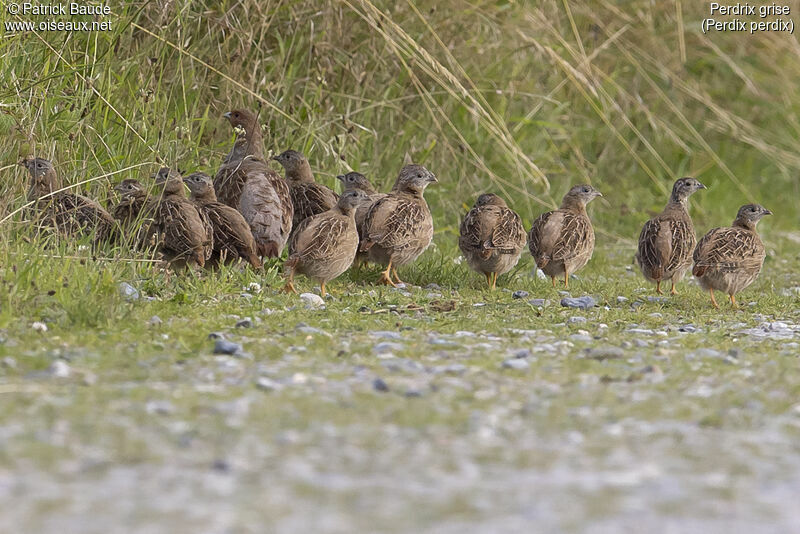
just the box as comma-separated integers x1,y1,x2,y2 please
320,282,327,298
283,268,297,294
378,261,397,287
709,288,719,309
655,280,663,295
729,294,737,308
564,272,569,288
485,272,492,288
391,267,404,285
491,272,498,290
551,277,556,288
670,280,678,296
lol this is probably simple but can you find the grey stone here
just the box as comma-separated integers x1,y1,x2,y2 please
502,358,529,370
512,290,530,299
568,316,587,324
48,360,70,378
235,318,254,328
585,347,625,360
300,293,325,309
208,332,225,340
256,377,283,391
118,282,139,300
561,296,597,309
214,339,242,355
616,296,629,304
147,315,162,327
528,298,550,307
373,377,390,392
31,321,48,333
373,342,404,354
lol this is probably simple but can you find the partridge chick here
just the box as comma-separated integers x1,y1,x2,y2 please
361,164,437,286
112,179,158,250
693,204,771,308
184,172,262,268
237,156,293,258
528,184,602,288
21,158,115,244
284,190,368,296
150,167,212,267
214,109,264,208
636,177,706,295
459,193,527,289
336,171,386,266
273,149,338,228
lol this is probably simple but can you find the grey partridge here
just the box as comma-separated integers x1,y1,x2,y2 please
272,149,338,229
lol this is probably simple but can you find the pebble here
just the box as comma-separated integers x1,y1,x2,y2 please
145,400,174,415
616,296,628,304
255,377,283,392
31,321,48,333
512,290,529,299
213,339,242,355
208,332,225,340
567,316,587,324
678,324,699,333
534,269,547,280
528,299,550,307
373,342,404,354
1,357,17,369
646,296,669,303
235,318,254,328
296,325,330,336
425,283,442,290
147,315,162,327
373,377,390,392
48,360,70,378
585,346,625,360
502,358,529,370
569,334,593,342
561,296,597,309
118,282,140,300
300,293,325,309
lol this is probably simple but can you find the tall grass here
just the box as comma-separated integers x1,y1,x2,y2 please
1,0,798,258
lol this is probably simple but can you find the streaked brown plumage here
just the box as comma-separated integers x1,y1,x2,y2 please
237,156,293,258
360,164,438,286
149,167,211,267
528,184,602,288
214,109,264,208
336,171,386,266
184,172,262,269
693,204,771,308
284,190,368,296
21,158,116,244
272,150,338,228
459,193,526,289
112,179,158,250
636,177,706,295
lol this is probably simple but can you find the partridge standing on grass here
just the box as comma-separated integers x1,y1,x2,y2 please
528,184,602,288
336,171,387,266
237,156,293,258
21,157,116,244
273,149,339,229
693,204,771,308
150,167,212,267
360,164,438,286
459,193,527,289
112,178,158,250
214,109,264,208
636,177,706,295
184,172,262,269
283,190,368,296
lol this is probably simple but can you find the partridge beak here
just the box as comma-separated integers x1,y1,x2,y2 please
763,208,773,215
698,182,707,189
223,112,232,119
428,175,438,184
595,190,603,197
336,175,345,182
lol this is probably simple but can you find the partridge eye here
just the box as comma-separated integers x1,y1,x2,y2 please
582,187,590,193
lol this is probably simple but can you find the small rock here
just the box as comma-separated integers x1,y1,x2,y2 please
208,332,225,340
568,316,587,324
291,373,308,385
646,296,669,303
145,400,174,415
31,321,48,333
300,293,325,309
370,331,404,340
502,358,529,370
569,334,593,342
213,339,242,355
235,318,254,328
425,283,442,290
534,269,547,280
512,290,529,299
1,357,17,369
48,360,70,378
373,342,404,354
118,282,139,300
678,324,699,333
585,347,625,360
147,315,162,327
256,377,283,391
561,296,597,310
373,378,390,392
616,296,628,304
